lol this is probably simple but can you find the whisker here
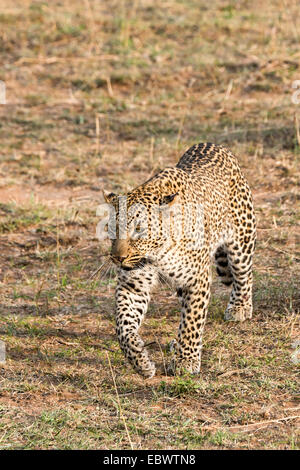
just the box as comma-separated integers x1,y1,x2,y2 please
107,259,113,291
101,260,114,281
89,258,111,280
89,263,106,280
158,272,173,291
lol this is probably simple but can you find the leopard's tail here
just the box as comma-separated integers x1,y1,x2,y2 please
215,246,233,286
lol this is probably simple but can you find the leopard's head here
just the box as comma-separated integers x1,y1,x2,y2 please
103,168,186,270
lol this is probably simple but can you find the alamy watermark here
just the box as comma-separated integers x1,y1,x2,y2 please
96,198,205,250
291,80,300,105
0,80,6,104
290,340,300,365
0,340,5,364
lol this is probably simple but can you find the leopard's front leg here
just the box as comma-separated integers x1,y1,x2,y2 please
115,266,158,378
169,264,211,375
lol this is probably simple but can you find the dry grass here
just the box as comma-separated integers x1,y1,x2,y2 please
0,0,299,450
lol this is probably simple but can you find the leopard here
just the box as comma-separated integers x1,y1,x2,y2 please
103,143,256,378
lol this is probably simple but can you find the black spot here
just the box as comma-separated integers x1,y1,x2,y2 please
126,282,136,290
218,259,228,268
216,267,226,276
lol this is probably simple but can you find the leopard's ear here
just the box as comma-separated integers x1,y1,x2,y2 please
160,192,179,206
102,189,117,204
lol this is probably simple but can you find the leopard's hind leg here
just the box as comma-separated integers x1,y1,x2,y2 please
224,175,256,322
224,236,255,322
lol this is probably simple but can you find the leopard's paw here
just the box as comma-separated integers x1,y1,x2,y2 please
167,357,201,376
133,350,156,378
225,304,252,322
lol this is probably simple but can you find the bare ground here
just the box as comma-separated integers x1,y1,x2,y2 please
0,0,299,449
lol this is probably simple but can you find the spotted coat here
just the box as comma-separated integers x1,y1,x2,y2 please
104,143,256,378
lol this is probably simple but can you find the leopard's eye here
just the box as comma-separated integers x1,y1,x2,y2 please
130,222,147,239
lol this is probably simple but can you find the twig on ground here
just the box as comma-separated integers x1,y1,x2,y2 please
227,415,300,433
106,352,134,450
